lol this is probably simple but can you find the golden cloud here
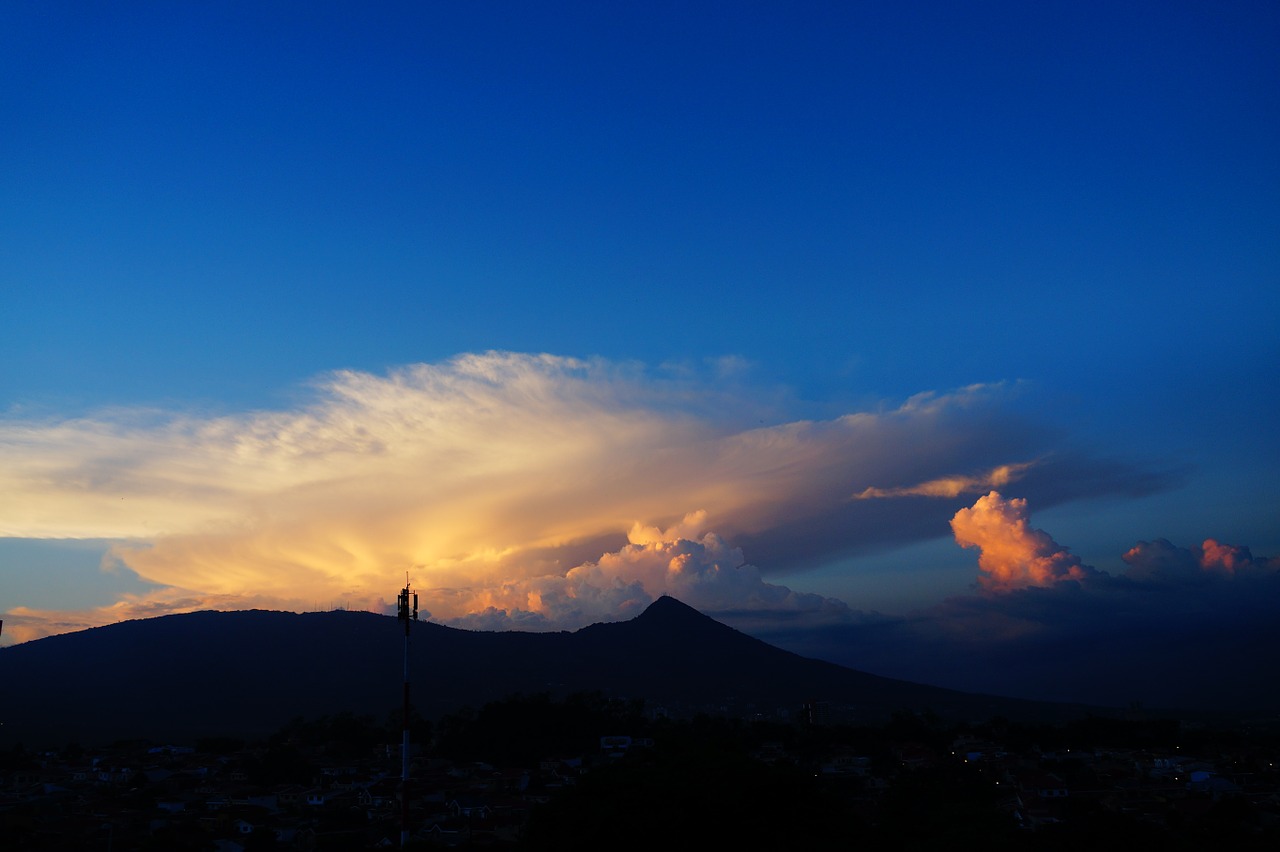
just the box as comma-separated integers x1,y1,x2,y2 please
0,353,1051,640
853,461,1037,499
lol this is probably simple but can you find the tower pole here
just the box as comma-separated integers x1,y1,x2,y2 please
396,576,418,847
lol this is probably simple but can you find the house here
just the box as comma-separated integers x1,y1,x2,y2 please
357,778,400,809
96,766,134,784
1020,771,1069,799
275,784,307,808
447,796,490,820
894,743,939,770
819,747,871,777
424,822,463,846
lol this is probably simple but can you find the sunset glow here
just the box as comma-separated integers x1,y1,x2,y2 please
2,3,1276,712
1,356,1059,640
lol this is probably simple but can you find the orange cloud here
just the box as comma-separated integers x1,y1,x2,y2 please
1122,536,1280,582
0,589,302,646
1198,537,1259,570
4,511,851,643
950,491,1095,591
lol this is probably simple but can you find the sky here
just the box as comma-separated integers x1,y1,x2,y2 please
2,2,1278,711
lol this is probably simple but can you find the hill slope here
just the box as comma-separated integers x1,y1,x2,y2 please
0,596,1105,747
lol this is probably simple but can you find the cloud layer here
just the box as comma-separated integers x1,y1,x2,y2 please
5,356,1272,715
1,352,1165,644
757,490,1280,713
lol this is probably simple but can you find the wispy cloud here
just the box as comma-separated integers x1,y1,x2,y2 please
0,589,277,646
0,352,1167,643
853,461,1036,500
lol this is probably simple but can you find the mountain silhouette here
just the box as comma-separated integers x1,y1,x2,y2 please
0,596,1106,747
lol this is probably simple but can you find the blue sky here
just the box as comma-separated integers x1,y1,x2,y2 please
2,3,1277,708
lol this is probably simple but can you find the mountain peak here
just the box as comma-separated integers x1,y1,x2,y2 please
634,595,707,625
626,596,747,644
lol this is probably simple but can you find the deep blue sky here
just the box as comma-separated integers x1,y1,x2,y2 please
2,3,1277,707
7,2,1275,411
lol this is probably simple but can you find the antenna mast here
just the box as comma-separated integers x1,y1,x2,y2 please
396,573,419,847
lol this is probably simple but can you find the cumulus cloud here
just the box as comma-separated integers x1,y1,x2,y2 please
950,491,1097,590
944,490,1279,602
1123,536,1280,583
751,491,1280,712
0,352,1166,644
444,511,853,632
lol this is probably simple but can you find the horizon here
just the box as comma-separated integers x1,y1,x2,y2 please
0,594,1178,731
4,585,1278,717
2,3,1277,712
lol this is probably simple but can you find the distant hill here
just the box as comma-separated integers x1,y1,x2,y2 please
0,596,1111,748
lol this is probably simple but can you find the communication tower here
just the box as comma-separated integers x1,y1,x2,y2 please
396,575,418,847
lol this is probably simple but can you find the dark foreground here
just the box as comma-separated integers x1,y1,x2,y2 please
3,693,1279,850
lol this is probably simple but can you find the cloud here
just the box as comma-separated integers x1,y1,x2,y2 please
0,352,1169,643
1123,537,1280,582
853,461,1036,499
949,491,1097,590
445,511,854,632
756,493,1280,712
0,589,285,646
1,512,854,642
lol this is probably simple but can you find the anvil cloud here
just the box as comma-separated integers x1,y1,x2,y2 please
0,352,1156,644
